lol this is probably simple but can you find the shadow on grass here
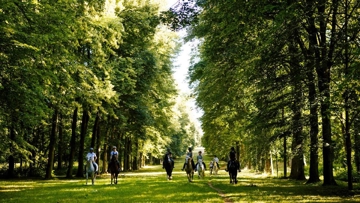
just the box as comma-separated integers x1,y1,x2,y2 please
209,174,360,203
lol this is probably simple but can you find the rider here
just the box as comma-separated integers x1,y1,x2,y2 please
209,161,214,171
86,147,98,174
181,147,195,171
162,148,171,169
194,151,206,172
108,146,120,172
163,149,174,180
225,147,240,172
213,155,220,168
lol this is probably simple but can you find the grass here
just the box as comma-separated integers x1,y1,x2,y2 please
0,155,360,203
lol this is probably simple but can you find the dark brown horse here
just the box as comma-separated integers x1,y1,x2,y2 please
109,156,119,184
228,160,240,184
185,157,194,182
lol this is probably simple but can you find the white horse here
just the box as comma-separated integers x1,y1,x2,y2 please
211,161,218,175
197,159,205,179
86,159,96,185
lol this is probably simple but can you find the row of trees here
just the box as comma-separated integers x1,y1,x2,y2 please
168,0,360,189
0,0,200,179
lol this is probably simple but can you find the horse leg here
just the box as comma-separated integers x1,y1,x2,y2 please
86,173,88,185
235,171,238,184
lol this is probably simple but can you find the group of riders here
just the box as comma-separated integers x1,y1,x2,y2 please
85,145,240,176
178,146,239,173
86,146,121,175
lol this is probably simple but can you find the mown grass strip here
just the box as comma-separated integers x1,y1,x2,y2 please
1,154,359,203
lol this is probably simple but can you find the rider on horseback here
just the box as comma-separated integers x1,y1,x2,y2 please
213,155,220,168
162,148,175,169
194,151,206,172
225,147,240,172
181,147,195,171
86,148,98,174
108,146,120,172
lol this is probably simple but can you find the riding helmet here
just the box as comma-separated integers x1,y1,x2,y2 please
188,147,192,151
90,148,94,151
113,146,116,149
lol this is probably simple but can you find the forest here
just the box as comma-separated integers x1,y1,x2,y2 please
0,0,201,180
164,0,360,190
2,0,360,192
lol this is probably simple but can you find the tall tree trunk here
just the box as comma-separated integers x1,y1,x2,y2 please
91,111,100,148
316,0,337,186
343,0,352,189
76,108,89,177
354,114,360,173
102,142,107,173
307,72,320,183
124,136,129,171
57,114,63,170
280,107,288,178
95,117,101,171
133,139,138,170
45,109,59,179
8,125,16,178
66,107,78,178
119,131,124,170
289,45,305,180
301,0,320,184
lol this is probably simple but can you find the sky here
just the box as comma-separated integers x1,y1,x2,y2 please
166,0,204,133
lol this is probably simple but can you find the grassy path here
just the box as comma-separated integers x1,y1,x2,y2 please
0,154,360,202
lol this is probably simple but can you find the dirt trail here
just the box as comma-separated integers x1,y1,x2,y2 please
208,181,233,203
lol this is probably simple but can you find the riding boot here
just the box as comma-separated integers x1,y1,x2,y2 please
181,163,186,171
93,163,97,174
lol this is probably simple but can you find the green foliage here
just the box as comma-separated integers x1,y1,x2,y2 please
335,168,360,183
0,0,199,177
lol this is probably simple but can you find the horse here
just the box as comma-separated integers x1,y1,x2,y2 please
109,156,119,185
228,160,240,184
184,157,194,182
163,154,174,180
210,161,218,175
86,159,96,185
197,159,205,179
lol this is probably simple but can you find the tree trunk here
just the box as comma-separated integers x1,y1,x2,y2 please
66,107,78,178
303,0,320,184
76,108,89,177
91,111,100,148
45,109,59,179
57,114,63,170
95,117,101,172
316,0,337,186
119,131,123,170
354,115,360,173
343,0,353,190
102,143,107,173
8,125,16,178
124,136,131,171
133,139,138,170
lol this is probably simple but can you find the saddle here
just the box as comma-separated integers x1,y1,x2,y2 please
229,160,240,171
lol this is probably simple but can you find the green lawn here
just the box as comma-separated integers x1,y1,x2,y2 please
0,155,359,203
